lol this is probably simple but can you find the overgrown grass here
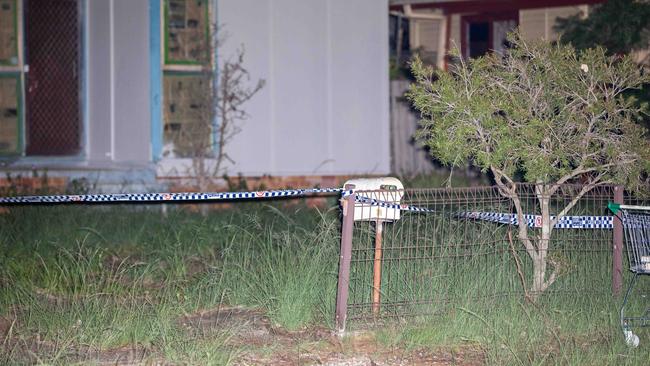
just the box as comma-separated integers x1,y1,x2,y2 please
0,203,336,364
0,201,649,364
374,293,650,365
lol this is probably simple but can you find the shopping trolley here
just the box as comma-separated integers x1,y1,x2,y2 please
609,203,650,347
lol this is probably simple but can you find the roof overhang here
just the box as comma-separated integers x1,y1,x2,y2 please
389,0,606,14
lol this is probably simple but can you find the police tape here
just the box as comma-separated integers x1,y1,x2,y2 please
455,211,613,229
0,188,349,204
0,188,613,229
351,197,613,229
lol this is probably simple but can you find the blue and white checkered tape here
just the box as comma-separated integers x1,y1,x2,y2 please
352,195,434,213
0,188,348,204
346,197,613,229
456,212,613,229
0,188,614,229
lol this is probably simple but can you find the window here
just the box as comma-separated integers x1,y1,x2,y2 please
162,73,210,157
162,0,211,158
389,14,410,62
164,0,209,65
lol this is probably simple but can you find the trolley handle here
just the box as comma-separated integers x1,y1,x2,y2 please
608,202,650,215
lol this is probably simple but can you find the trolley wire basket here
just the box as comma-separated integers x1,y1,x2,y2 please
609,203,650,347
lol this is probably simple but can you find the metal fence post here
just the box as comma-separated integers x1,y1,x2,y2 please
336,185,355,336
613,186,624,296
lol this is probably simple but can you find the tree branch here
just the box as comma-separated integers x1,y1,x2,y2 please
491,168,540,262
508,230,532,302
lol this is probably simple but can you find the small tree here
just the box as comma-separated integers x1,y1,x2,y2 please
407,31,650,299
171,26,265,194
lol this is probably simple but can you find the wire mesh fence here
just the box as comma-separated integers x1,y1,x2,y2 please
341,184,623,324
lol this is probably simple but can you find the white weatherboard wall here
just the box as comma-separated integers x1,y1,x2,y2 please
87,0,151,165
217,0,390,177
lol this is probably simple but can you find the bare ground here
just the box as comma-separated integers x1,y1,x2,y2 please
181,306,485,366
1,307,485,365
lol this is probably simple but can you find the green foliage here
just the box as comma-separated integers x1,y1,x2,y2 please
555,0,650,132
554,0,650,55
408,31,650,190
390,55,411,80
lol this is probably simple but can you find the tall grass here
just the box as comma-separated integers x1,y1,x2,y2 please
0,201,649,364
0,203,339,364
344,195,650,364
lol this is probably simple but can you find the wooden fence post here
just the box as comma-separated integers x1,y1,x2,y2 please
372,220,383,315
612,186,624,296
336,185,355,336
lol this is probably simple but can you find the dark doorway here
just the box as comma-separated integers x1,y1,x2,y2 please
468,22,490,58
462,12,518,59
25,0,81,156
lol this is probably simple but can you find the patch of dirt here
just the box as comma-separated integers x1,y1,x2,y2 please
185,255,211,277
82,345,150,365
31,287,73,306
180,306,274,344
3,305,484,365
179,306,485,365
0,315,14,339
234,336,485,366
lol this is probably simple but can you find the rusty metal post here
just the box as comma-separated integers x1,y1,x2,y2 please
335,185,355,335
372,220,383,315
613,186,624,296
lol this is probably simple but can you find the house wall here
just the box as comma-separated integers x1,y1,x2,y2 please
419,4,588,58
87,0,151,165
113,0,151,163
86,0,112,163
216,0,390,177
417,20,441,52
520,5,587,41
449,14,461,51
5,0,390,192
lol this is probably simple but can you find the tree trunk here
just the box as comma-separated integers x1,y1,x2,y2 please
531,255,548,296
530,190,556,298
196,157,211,217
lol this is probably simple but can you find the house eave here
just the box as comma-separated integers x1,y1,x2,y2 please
389,0,605,14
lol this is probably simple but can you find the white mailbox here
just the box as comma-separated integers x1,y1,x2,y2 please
343,177,404,222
